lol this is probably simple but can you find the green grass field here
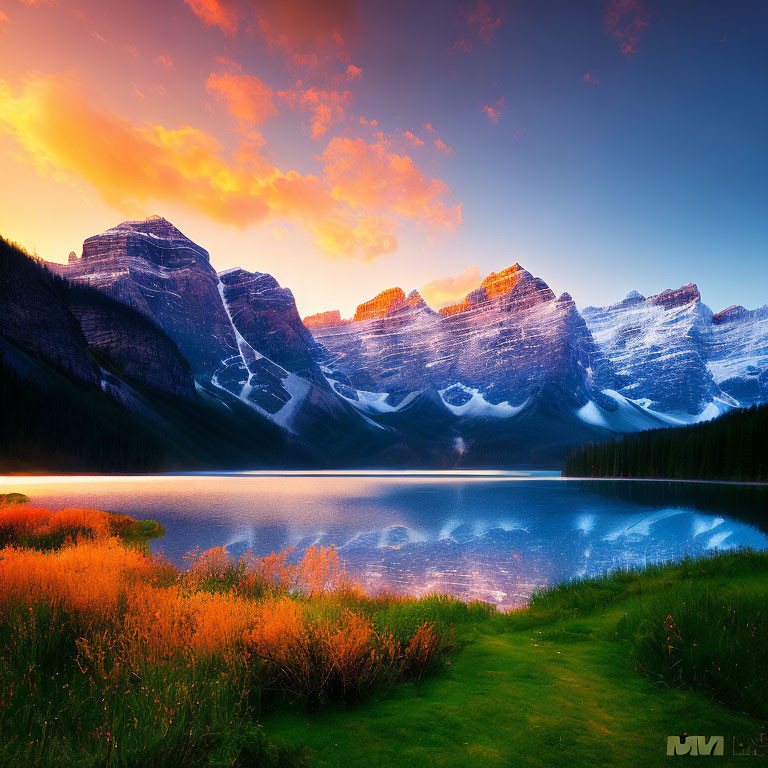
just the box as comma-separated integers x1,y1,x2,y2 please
263,553,768,767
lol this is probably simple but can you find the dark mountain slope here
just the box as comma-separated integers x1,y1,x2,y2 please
0,237,291,472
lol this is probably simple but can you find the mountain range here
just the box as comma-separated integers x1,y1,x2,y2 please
1,215,765,471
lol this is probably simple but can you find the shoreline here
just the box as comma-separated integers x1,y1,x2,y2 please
1,470,768,487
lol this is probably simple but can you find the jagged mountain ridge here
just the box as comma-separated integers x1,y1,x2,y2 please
0,235,295,472
26,214,766,467
309,269,767,434
51,218,374,444
582,286,768,416
310,265,612,414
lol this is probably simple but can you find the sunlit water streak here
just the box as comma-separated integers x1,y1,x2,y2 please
2,472,766,609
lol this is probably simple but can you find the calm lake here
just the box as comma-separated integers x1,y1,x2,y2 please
3,472,767,608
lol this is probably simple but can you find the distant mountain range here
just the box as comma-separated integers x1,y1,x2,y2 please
2,215,765,470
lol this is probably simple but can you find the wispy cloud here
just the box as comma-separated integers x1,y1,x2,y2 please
155,55,175,70
603,0,651,59
420,265,482,308
184,0,359,71
481,95,504,124
0,73,460,264
279,83,354,138
206,71,277,137
451,0,503,54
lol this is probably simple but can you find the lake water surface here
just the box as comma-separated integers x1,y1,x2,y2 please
3,472,767,608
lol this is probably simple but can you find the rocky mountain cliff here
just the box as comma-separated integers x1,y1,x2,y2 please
582,286,768,417
9,214,763,468
311,266,610,411
49,218,397,464
0,235,292,472
305,265,767,460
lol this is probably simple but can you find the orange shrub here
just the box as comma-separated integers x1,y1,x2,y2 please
0,532,447,700
240,547,295,595
246,599,418,702
35,508,112,541
0,505,123,547
0,539,158,618
402,622,445,680
0,506,53,541
122,584,259,664
184,545,231,588
294,545,347,595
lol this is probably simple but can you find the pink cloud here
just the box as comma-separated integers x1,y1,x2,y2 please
401,130,425,147
345,64,362,81
279,83,354,138
604,0,651,58
206,71,277,134
155,55,174,70
452,0,503,54
184,0,359,70
184,0,238,36
481,95,504,124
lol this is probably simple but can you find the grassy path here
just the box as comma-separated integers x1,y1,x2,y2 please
263,589,762,767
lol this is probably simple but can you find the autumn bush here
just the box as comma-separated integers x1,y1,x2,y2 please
0,504,164,549
0,502,451,766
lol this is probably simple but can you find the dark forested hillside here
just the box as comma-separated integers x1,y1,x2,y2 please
0,237,293,472
563,405,768,482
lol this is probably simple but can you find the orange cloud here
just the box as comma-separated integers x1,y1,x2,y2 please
0,10,9,27
482,95,504,124
155,55,174,69
604,0,651,58
359,116,378,127
422,122,454,153
0,73,460,262
185,0,359,67
214,55,242,72
0,74,272,225
206,71,277,134
279,83,353,138
312,216,397,262
183,0,238,36
320,135,461,231
401,130,424,147
420,265,482,308
254,0,358,60
19,0,57,5
345,64,362,81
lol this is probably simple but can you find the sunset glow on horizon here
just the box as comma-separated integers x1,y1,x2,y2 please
1,0,766,318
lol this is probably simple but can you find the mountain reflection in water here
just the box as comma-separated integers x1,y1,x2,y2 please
2,473,766,609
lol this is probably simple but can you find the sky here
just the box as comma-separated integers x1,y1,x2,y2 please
0,0,766,319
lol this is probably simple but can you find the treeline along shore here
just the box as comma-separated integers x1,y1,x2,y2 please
563,404,768,482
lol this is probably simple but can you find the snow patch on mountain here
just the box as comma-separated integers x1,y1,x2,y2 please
576,389,726,432
438,384,528,418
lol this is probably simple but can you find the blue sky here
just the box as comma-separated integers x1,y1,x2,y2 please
1,0,766,316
